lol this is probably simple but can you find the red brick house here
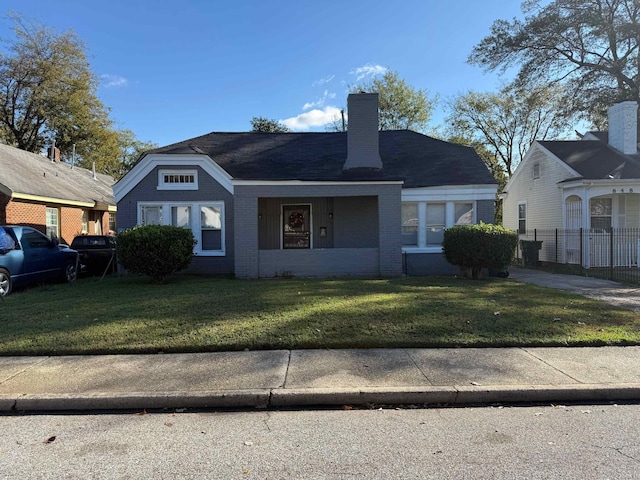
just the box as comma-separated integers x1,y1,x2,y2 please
0,144,116,245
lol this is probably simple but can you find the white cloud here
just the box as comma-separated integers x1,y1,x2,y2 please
350,64,387,81
100,74,128,88
281,106,343,131
302,90,337,110
312,74,335,87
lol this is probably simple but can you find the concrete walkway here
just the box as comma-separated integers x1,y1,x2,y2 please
1,269,639,412
2,346,640,412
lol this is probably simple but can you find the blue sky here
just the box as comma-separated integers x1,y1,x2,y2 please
1,1,526,147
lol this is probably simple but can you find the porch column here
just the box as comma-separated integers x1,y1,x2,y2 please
378,185,403,276
234,187,259,278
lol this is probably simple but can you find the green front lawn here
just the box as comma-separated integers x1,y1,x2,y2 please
1,275,638,355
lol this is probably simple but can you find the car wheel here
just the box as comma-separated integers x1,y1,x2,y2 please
0,268,11,296
63,261,78,283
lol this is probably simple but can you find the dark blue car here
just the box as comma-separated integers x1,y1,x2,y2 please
0,225,79,296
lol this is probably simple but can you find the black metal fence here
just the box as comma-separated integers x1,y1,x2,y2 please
516,228,640,285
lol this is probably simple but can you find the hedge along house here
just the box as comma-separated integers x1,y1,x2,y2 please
0,143,116,245
114,93,497,278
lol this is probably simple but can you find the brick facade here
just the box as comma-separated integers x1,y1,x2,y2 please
1,194,111,245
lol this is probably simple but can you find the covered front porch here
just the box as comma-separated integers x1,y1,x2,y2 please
563,184,640,267
233,183,403,278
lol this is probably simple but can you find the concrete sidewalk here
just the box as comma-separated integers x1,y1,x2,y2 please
2,347,640,412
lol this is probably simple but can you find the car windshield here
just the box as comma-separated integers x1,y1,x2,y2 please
0,227,17,252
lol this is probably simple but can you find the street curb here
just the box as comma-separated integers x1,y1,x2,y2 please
3,384,640,412
0,390,271,412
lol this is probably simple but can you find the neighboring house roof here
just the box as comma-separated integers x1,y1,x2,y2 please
0,143,116,208
144,130,497,188
538,140,640,180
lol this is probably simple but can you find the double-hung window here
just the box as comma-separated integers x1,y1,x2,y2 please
138,202,225,256
402,201,476,250
426,203,445,246
518,203,527,234
590,197,612,232
401,202,418,246
46,207,59,239
200,205,223,252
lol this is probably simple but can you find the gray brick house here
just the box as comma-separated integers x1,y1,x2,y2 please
114,93,497,278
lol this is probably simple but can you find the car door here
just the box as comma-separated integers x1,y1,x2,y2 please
0,227,24,276
19,228,63,282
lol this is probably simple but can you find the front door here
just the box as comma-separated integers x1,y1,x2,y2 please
282,205,311,249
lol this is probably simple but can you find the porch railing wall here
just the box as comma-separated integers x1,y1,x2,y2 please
517,228,640,284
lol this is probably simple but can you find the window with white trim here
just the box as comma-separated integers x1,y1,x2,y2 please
82,210,88,233
141,205,163,225
108,212,117,233
138,202,225,256
401,201,477,250
171,206,191,229
590,197,612,231
518,203,527,234
46,207,59,239
200,205,223,251
401,202,418,246
157,169,198,190
426,203,445,246
455,203,474,225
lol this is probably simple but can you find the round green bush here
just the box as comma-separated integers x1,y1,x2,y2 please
443,223,518,279
116,224,196,282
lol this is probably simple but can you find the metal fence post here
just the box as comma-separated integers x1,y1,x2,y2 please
610,228,614,280
580,228,584,269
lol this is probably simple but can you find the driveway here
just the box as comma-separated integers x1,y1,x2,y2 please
509,267,640,312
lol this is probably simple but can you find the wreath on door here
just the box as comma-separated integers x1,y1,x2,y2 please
288,212,304,229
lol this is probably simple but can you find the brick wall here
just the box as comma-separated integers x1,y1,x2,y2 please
4,198,46,230
61,206,84,243
1,196,108,244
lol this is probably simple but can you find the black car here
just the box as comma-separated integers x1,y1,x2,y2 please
70,235,117,275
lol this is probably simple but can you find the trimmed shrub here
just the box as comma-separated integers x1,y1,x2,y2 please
116,224,196,283
443,223,518,279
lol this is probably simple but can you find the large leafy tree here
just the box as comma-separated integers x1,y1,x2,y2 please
446,83,571,176
328,69,437,133
111,129,158,180
0,15,141,176
250,116,290,133
469,0,640,125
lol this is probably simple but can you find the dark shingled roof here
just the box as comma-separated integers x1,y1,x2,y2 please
539,140,640,180
146,130,497,188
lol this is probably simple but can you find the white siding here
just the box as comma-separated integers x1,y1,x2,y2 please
627,194,640,228
503,144,577,232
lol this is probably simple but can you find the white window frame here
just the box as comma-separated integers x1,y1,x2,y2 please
137,201,225,256
46,206,59,239
401,200,477,253
157,169,198,191
454,202,475,225
518,202,527,234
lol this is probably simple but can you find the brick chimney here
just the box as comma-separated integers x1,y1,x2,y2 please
343,93,383,173
608,101,638,155
47,146,61,162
